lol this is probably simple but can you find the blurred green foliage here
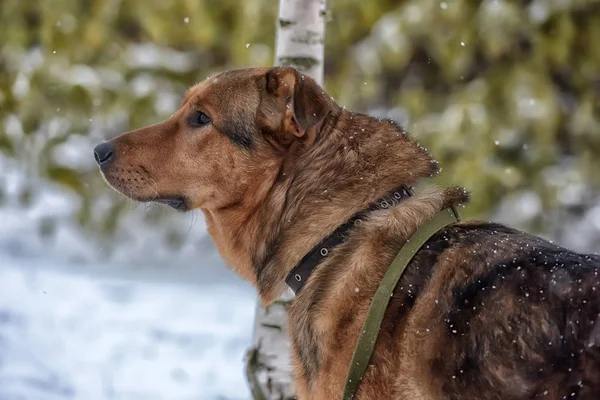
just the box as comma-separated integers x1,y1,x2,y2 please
0,0,599,245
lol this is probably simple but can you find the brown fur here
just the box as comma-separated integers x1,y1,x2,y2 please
95,67,600,399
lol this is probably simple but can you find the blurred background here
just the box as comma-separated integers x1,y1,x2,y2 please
0,0,599,399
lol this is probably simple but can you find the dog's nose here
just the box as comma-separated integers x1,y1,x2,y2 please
93,142,114,166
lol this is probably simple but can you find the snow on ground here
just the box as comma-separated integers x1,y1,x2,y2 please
0,255,255,400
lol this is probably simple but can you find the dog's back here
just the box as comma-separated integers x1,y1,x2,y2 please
396,221,600,400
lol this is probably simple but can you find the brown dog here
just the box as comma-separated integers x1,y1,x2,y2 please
94,67,600,399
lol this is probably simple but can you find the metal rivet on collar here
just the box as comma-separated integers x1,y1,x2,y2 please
354,219,363,226
320,248,329,256
380,200,390,208
295,274,302,281
394,192,402,199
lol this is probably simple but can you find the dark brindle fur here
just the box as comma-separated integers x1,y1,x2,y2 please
94,67,600,399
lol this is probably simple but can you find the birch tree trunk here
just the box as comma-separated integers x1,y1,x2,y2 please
245,1,327,398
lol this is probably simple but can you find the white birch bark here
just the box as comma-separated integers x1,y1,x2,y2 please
275,0,327,81
245,1,327,398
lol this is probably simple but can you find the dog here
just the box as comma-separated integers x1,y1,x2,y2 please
94,67,600,399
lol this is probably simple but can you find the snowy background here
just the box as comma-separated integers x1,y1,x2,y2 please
0,256,255,400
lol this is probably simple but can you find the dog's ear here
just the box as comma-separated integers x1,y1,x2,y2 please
262,67,335,141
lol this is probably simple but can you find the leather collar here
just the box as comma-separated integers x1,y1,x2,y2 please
285,185,413,295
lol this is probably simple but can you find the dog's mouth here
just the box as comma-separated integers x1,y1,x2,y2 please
152,197,188,212
99,170,189,212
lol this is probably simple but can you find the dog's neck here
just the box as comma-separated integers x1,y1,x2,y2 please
284,184,414,295
204,109,443,303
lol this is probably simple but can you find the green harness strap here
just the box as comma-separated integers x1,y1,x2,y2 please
342,207,462,400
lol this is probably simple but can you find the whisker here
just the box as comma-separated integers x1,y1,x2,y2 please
186,209,198,239
148,176,160,202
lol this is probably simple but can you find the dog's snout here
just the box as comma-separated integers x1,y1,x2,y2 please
94,142,114,167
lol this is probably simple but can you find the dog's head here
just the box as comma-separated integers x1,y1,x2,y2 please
94,67,336,212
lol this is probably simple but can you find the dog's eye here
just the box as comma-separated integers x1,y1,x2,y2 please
188,111,211,127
